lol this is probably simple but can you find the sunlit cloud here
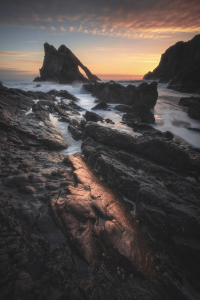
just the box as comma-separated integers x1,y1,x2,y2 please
60,26,66,32
0,51,43,57
0,67,33,73
0,0,199,39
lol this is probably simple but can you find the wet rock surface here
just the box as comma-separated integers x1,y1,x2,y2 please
1,82,200,300
179,97,200,121
122,104,155,124
34,43,100,84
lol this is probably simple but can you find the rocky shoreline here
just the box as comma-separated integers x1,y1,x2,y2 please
1,81,200,300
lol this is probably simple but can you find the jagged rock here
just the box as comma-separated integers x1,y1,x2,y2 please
83,81,158,108
34,43,101,84
144,34,200,93
178,97,200,120
83,111,104,122
92,101,109,110
81,137,200,294
122,105,155,124
55,90,78,101
84,122,196,172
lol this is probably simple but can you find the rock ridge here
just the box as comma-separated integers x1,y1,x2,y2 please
144,34,200,93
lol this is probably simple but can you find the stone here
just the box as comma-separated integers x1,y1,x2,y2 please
92,101,109,110
83,111,103,122
34,43,101,84
114,104,129,112
83,81,158,108
178,97,200,120
84,122,195,171
144,34,200,93
122,105,155,124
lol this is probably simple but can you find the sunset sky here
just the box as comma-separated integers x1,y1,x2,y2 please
0,0,200,80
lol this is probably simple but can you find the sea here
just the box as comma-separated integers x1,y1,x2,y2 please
2,79,200,156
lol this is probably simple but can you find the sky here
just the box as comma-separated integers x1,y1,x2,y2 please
0,0,200,80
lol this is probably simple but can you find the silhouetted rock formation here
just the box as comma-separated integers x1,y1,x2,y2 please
83,81,158,108
144,34,200,93
34,43,101,84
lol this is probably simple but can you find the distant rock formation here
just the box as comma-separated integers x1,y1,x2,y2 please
144,34,200,93
83,81,158,108
34,43,101,84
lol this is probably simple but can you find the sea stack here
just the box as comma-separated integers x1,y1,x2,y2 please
34,43,101,84
144,34,200,93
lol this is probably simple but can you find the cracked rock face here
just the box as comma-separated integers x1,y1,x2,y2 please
144,34,200,93
34,43,101,84
51,154,153,277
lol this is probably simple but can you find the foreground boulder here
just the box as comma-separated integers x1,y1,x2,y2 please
83,81,158,108
144,34,200,93
34,43,101,84
179,96,200,120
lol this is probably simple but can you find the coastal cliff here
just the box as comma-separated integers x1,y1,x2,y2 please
144,34,200,93
34,43,101,84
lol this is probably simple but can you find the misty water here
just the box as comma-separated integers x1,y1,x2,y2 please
2,79,200,155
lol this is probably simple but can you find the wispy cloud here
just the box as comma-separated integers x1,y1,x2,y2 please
60,26,65,32
0,51,43,57
0,67,33,73
0,0,200,38
50,25,56,30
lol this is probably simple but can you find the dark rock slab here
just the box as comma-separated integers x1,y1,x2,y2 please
122,105,155,124
55,90,78,101
84,122,196,172
84,111,104,122
92,101,109,110
114,104,129,112
178,97,200,120
51,154,153,277
81,134,200,297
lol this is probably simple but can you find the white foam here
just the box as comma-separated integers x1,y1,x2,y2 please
2,79,200,148
25,108,32,115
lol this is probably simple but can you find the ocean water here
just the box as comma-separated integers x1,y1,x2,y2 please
2,79,200,155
